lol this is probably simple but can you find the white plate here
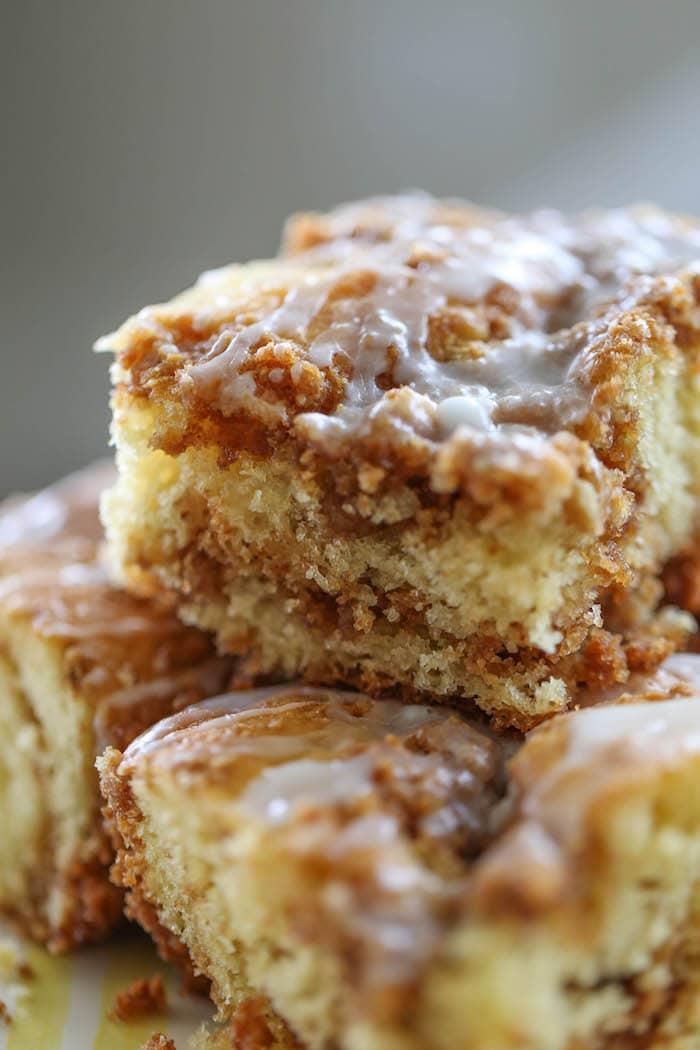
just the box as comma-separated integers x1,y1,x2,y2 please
0,929,213,1050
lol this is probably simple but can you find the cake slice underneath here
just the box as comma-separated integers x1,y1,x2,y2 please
101,662,700,1050
0,465,233,951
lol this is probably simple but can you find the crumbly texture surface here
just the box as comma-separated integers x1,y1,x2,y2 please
189,1004,300,1050
0,465,234,951
140,1035,177,1050
101,195,700,727
227,998,291,1050
100,664,700,1050
109,974,167,1022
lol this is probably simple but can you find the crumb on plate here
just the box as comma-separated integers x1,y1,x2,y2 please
108,974,167,1022
140,1034,176,1050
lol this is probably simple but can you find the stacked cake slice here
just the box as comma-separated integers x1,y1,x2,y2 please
99,196,700,729
4,194,700,1048
92,196,700,1048
0,464,233,951
100,665,700,1050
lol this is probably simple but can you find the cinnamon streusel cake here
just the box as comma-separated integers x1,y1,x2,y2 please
0,464,233,951
100,195,700,728
100,661,700,1050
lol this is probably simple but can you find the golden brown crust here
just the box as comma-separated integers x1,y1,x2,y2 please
100,761,210,995
664,541,700,620
44,853,125,953
124,887,211,998
229,998,281,1050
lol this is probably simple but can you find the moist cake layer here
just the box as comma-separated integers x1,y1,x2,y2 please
101,661,700,1049
101,196,700,726
0,464,233,950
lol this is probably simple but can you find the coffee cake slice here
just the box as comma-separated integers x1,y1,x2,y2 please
100,195,700,728
0,465,233,951
101,662,700,1050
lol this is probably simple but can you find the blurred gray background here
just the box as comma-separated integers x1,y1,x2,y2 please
3,0,700,494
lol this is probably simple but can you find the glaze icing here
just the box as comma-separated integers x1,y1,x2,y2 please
183,198,700,448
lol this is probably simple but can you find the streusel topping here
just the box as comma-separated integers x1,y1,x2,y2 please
180,197,700,449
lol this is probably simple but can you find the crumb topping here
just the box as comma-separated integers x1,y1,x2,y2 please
101,196,700,471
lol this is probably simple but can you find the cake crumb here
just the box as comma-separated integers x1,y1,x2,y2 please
230,998,275,1049
108,974,167,1022
0,1000,10,1025
140,1035,176,1050
187,1024,230,1049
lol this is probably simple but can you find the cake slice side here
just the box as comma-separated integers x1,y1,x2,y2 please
0,465,234,950
101,198,700,727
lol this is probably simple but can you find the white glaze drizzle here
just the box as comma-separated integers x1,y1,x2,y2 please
0,466,213,649
125,685,500,987
184,198,700,446
123,669,700,988
0,466,231,763
126,686,448,765
513,692,700,856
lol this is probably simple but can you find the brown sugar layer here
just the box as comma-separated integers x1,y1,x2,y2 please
0,464,234,952
100,663,700,1049
100,195,700,727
